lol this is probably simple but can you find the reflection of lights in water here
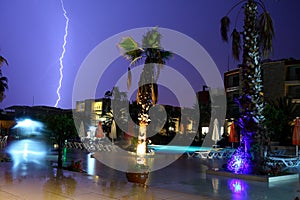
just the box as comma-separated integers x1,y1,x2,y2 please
228,179,248,194
137,157,145,165
63,147,67,162
87,153,96,175
7,139,47,168
211,178,219,194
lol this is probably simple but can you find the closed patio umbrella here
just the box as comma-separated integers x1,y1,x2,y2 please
292,117,300,156
110,120,117,143
229,122,239,148
96,121,104,138
212,118,221,146
78,121,85,138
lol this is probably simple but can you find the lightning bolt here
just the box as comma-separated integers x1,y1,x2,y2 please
55,0,69,107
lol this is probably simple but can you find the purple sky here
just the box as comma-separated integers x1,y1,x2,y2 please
0,0,300,109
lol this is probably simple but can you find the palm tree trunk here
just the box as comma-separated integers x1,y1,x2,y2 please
239,0,264,169
137,62,155,154
57,134,63,169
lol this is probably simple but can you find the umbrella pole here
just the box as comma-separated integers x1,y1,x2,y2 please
297,145,299,157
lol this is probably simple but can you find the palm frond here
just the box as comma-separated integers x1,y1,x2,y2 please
127,67,132,90
151,83,158,104
0,76,8,92
136,87,142,104
0,56,8,66
119,37,139,53
118,37,143,65
231,28,241,61
258,12,274,58
221,16,231,42
129,55,143,66
142,27,161,49
155,65,161,82
159,50,173,64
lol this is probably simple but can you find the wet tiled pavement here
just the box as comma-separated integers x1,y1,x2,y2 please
0,162,213,200
1,148,300,199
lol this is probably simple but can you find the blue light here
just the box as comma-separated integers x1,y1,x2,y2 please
7,139,47,169
13,118,44,136
14,118,43,129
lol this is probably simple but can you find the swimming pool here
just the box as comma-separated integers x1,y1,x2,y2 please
147,145,212,154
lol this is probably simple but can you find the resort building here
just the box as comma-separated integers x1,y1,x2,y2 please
224,58,300,119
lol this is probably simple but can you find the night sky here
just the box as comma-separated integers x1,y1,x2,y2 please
0,0,300,109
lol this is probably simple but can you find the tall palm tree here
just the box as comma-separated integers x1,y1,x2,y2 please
0,55,8,102
118,27,172,154
221,0,274,174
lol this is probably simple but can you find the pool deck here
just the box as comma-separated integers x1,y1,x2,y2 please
0,162,212,200
1,147,300,200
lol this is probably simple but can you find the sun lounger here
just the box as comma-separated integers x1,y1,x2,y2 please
268,156,300,170
269,149,286,156
186,150,211,159
74,142,83,149
208,148,233,159
187,148,236,159
224,149,236,158
207,150,219,159
194,151,210,159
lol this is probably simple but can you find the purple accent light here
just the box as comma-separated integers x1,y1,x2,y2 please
227,144,252,174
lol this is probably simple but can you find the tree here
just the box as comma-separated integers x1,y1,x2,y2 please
264,97,297,145
105,86,129,141
42,113,77,169
118,27,172,154
221,0,274,174
0,55,8,102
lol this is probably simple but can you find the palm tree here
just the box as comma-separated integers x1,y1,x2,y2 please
0,55,8,102
221,0,274,174
118,27,172,154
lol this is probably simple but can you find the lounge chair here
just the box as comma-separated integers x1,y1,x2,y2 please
269,149,286,156
224,149,236,159
73,142,83,149
207,150,219,159
268,156,300,170
194,151,211,159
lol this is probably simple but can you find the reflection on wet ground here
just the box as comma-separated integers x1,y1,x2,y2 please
0,161,203,200
1,148,300,199
65,149,300,200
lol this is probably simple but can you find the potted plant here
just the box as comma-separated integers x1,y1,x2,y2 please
125,151,153,186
